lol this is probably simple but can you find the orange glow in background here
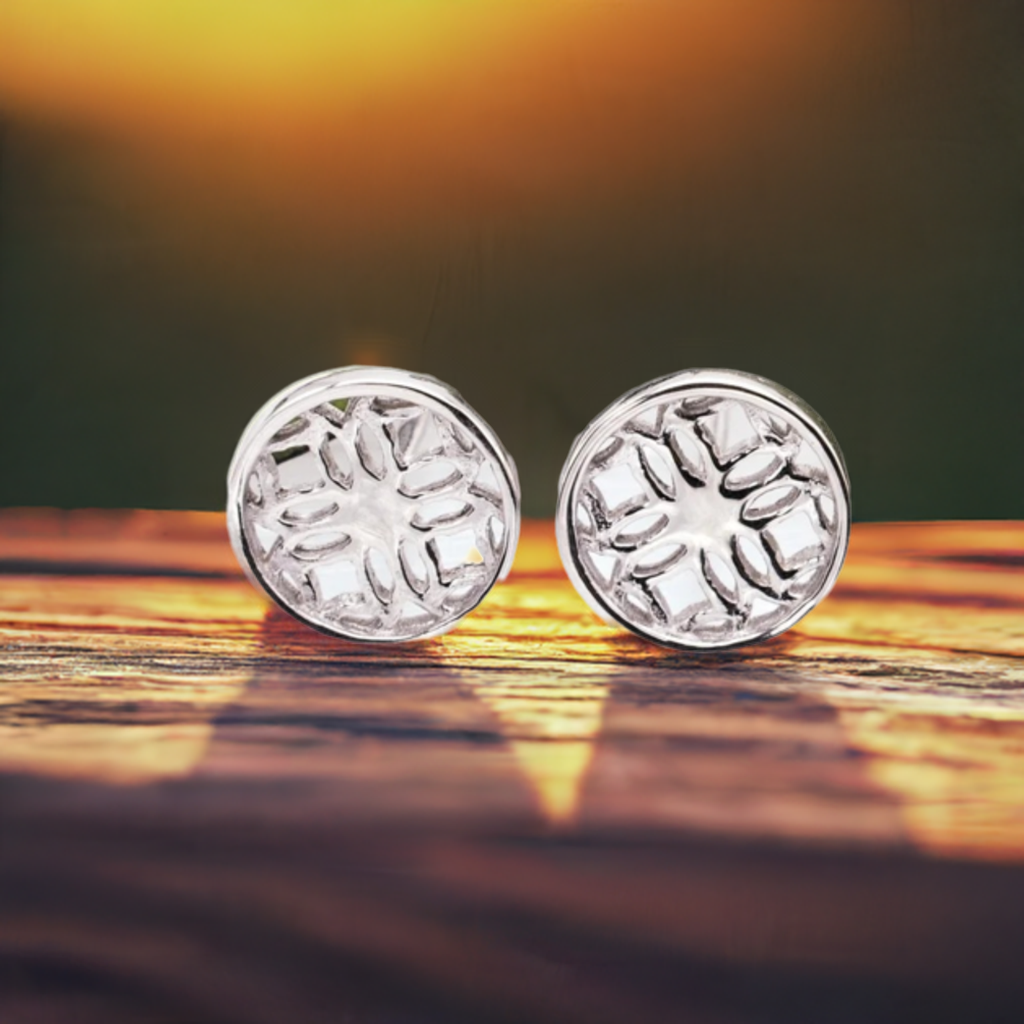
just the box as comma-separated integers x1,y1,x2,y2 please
1,1,1018,524
0,2,562,123
0,0,887,228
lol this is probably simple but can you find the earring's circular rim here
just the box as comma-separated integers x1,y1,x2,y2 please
556,368,851,651
227,366,520,643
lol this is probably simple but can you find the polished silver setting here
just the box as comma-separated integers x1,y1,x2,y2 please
228,367,520,642
557,369,850,651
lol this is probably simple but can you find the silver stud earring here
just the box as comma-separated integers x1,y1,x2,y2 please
228,367,520,642
557,369,850,650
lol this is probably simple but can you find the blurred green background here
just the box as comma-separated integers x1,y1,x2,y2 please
0,0,1021,519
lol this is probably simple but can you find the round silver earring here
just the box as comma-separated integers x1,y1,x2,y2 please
228,367,520,642
557,369,850,651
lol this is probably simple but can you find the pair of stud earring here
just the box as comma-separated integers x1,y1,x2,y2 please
227,366,850,652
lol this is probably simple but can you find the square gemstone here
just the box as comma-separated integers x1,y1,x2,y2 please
274,448,323,493
428,528,485,584
387,413,445,469
649,567,712,622
590,463,648,519
250,522,280,559
309,559,364,603
585,550,619,589
697,403,761,465
762,509,825,573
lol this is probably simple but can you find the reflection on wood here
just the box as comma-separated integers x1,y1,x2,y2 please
465,669,609,824
0,510,1023,1022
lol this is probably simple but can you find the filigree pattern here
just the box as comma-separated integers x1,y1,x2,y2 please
569,389,846,648
238,394,513,641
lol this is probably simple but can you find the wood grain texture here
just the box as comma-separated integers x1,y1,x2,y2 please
0,510,1023,1023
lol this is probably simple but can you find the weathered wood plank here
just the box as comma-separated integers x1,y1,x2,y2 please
0,510,1022,1022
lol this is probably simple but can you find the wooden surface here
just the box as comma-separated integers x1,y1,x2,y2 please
1,510,1023,1023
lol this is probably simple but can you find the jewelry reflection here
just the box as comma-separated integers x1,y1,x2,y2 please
465,670,610,825
557,368,851,650
228,367,521,642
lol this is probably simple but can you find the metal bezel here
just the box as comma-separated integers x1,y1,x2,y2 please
556,368,851,651
227,366,521,643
